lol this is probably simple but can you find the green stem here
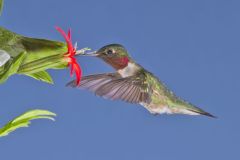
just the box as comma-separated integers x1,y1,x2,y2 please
18,48,90,74
18,54,67,74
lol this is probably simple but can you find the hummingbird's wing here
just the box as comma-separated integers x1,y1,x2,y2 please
66,73,120,92
66,72,151,104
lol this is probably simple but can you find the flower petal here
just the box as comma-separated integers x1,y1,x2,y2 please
73,62,81,85
56,26,82,85
55,26,73,54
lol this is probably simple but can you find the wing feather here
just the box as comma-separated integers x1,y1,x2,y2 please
66,72,151,104
128,86,138,103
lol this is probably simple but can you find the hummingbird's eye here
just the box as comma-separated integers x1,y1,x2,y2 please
106,49,114,55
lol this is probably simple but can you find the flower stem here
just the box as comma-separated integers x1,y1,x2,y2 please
18,54,67,74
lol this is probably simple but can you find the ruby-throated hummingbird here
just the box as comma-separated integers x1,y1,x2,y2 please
67,44,215,117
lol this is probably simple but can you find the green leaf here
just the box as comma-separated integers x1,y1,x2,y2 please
0,109,56,137
0,51,27,83
0,0,4,16
24,70,54,84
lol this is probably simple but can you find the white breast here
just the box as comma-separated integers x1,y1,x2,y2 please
117,62,139,78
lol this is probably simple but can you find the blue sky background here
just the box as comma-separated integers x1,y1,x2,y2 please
0,0,239,159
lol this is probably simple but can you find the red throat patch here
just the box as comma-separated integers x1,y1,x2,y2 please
120,57,129,66
104,56,129,70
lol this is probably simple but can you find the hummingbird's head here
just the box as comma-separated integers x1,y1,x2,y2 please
89,44,131,70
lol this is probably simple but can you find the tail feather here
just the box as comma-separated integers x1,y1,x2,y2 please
170,98,216,118
187,108,216,118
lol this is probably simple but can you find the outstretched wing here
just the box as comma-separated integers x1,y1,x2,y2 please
66,73,121,92
66,72,151,104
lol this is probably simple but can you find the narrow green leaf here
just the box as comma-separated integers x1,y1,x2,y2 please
0,0,4,16
0,109,56,137
24,70,54,84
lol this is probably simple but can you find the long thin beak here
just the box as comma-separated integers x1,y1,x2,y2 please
76,50,100,57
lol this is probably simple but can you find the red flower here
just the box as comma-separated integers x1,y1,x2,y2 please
56,26,82,85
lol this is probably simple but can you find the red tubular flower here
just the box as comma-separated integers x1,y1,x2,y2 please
56,26,82,85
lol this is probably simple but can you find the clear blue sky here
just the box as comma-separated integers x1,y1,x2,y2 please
0,0,239,159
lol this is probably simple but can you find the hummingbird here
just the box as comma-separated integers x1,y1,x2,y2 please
67,44,215,117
